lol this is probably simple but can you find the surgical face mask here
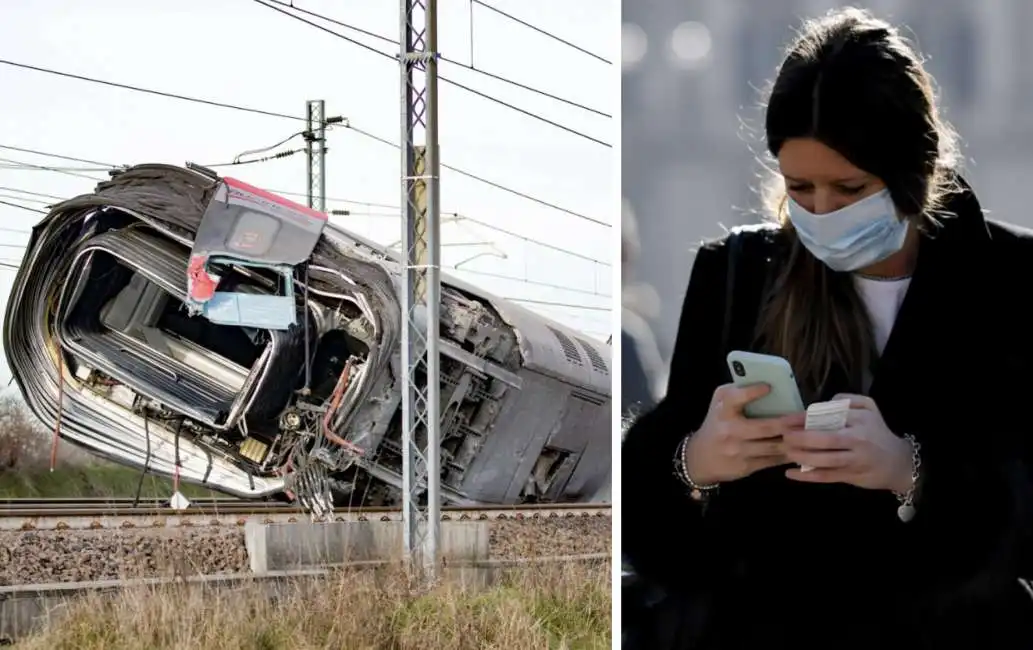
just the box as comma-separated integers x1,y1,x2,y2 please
785,188,909,272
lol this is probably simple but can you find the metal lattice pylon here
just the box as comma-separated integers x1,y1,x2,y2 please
399,0,442,582
306,99,327,213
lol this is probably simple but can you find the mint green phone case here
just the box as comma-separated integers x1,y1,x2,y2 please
725,350,805,418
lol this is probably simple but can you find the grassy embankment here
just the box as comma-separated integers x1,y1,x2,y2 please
15,562,611,649
0,464,225,499
0,394,224,499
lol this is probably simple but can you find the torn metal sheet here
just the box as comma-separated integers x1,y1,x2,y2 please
186,177,324,329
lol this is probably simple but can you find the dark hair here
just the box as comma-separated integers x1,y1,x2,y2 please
756,6,958,400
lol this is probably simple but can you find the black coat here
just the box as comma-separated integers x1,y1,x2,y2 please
622,183,1033,649
622,328,656,415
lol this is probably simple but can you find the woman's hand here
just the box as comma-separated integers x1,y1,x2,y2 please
783,394,914,493
684,382,806,485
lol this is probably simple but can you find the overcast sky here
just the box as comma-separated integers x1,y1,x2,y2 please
0,0,616,385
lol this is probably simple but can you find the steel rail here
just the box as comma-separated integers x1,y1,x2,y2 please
0,501,611,531
0,497,247,507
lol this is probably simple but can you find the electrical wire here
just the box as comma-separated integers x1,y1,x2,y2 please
233,130,307,163
457,213,608,264
1,143,612,251
0,186,65,201
0,58,305,122
312,194,607,264
0,147,301,173
0,59,605,228
0,144,116,168
326,201,609,265
454,267,610,299
0,224,33,234
0,191,611,310
342,124,609,227
0,193,52,205
204,148,303,168
271,189,397,209
471,0,612,65
0,156,105,182
0,199,46,214
262,0,610,118
0,163,114,172
251,0,611,148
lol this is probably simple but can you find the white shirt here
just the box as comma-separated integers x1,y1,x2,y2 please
854,275,911,391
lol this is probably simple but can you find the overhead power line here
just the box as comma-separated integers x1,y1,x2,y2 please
0,141,611,258
0,163,114,173
232,129,316,163
262,0,610,118
0,186,65,201
0,148,302,173
0,199,46,214
0,193,52,205
0,156,104,182
471,0,612,65
0,59,304,122
341,125,609,227
267,185,609,260
455,267,610,299
0,144,116,168
0,161,611,297
0,58,606,228
459,213,605,265
204,148,303,168
251,0,610,148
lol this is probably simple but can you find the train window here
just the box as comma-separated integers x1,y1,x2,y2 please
226,210,279,257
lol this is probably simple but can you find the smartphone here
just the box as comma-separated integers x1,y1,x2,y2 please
725,350,805,418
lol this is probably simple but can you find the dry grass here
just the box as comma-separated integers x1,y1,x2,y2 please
16,562,611,650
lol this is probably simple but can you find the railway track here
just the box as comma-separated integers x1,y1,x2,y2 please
0,499,611,531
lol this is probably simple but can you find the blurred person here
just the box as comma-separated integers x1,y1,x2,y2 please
622,198,665,419
622,7,1033,649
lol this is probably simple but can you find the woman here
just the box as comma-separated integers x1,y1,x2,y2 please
622,8,1033,649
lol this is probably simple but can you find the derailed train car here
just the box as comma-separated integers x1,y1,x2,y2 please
3,164,611,511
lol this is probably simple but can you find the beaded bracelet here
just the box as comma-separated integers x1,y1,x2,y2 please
672,432,720,502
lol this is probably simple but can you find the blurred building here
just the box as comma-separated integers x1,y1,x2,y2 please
623,0,1033,376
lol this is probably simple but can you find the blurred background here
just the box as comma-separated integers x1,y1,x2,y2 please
621,0,1030,412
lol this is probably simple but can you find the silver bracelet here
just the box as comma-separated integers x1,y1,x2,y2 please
893,434,922,523
673,433,720,502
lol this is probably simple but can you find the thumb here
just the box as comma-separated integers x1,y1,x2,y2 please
722,382,771,411
831,393,878,411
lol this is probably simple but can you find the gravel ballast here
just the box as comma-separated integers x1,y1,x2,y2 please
0,517,610,586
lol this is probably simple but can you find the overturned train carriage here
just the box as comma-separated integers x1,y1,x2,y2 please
3,164,611,509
